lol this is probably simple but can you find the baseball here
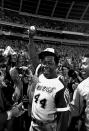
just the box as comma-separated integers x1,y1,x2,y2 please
30,26,36,31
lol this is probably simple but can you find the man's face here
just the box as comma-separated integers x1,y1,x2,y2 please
18,55,24,66
11,54,17,62
81,57,89,78
23,76,29,83
62,66,69,78
42,56,57,78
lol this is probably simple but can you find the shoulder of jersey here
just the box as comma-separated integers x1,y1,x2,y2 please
78,77,89,90
58,75,65,86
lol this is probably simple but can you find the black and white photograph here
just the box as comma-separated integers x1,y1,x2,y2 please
0,0,89,131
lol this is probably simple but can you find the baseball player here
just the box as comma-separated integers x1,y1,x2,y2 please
27,26,70,131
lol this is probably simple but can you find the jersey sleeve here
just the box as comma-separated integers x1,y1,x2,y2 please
55,88,70,112
70,87,84,117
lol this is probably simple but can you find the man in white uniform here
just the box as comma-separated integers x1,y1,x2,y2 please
27,26,70,131
28,29,70,130
70,54,89,131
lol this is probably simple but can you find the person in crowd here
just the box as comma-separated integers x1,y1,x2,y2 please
67,69,83,101
17,65,33,131
3,46,25,131
27,26,70,131
2,46,18,105
0,53,25,131
69,54,89,131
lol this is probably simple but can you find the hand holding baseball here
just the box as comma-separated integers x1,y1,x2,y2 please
28,26,36,36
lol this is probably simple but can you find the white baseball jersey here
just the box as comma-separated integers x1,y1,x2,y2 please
31,74,67,121
71,77,89,130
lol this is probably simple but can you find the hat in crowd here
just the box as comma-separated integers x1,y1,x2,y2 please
38,48,59,64
3,46,17,56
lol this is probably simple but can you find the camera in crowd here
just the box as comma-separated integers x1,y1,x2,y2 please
22,95,29,110
17,66,29,79
17,66,30,110
68,69,81,83
68,69,77,79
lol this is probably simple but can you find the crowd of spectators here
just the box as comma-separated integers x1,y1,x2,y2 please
0,37,89,72
0,7,89,130
0,9,88,72
0,9,89,34
0,7,89,131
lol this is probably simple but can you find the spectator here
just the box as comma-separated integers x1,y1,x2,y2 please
69,54,89,131
0,54,25,131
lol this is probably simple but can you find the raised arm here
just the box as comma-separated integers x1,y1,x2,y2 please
27,26,39,73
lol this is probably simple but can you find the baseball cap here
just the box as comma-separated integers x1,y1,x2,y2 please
38,48,59,64
3,46,17,56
